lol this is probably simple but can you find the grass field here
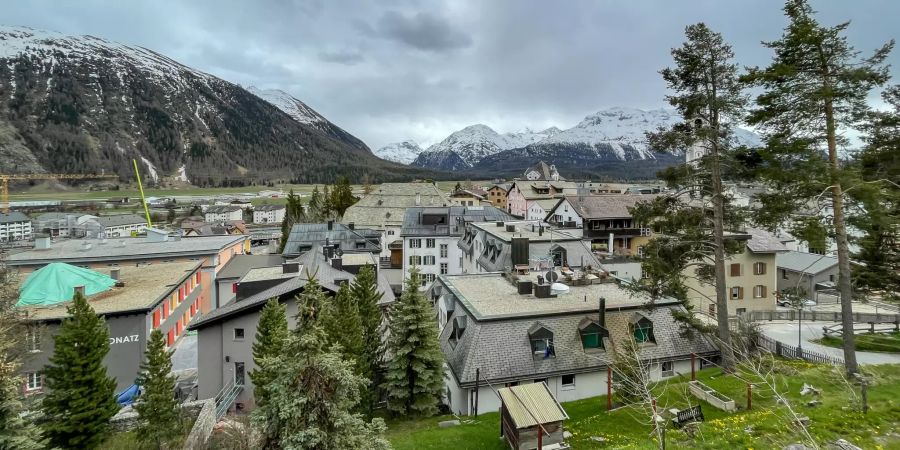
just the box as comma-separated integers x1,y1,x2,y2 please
8,180,484,202
815,332,900,353
385,361,900,450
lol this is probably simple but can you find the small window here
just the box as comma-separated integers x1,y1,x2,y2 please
234,328,245,340
782,269,789,280
440,263,448,275
440,244,448,258
561,374,575,388
708,304,715,315
737,307,747,315
25,327,41,352
829,274,835,282
754,262,767,275
632,316,655,343
661,361,674,377
753,285,767,298
25,372,42,391
731,286,743,300
426,238,436,248
730,263,741,277
410,239,421,248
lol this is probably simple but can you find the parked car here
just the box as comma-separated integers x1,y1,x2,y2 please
777,298,816,308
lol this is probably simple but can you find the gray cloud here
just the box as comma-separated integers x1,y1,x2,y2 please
1,0,897,150
368,10,472,52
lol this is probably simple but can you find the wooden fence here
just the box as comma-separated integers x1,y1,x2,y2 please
756,334,844,366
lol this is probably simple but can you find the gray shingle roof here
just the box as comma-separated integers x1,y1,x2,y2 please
255,204,285,212
745,228,789,253
401,206,513,237
206,205,242,214
552,194,660,220
440,301,717,386
282,222,380,257
341,183,448,229
94,214,147,227
777,251,838,275
216,254,285,280
189,249,395,330
0,212,29,224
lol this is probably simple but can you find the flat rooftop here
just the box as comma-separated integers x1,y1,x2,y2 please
440,272,670,320
7,235,245,265
19,261,200,320
470,221,582,243
241,266,301,283
341,253,376,266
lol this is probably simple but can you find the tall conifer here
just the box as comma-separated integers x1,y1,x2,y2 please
135,329,180,449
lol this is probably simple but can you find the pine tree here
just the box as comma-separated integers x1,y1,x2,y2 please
742,0,894,374
350,265,385,416
42,292,119,449
638,23,748,372
253,277,391,450
321,283,364,369
322,184,334,219
278,189,305,254
0,260,44,450
250,298,289,408
382,267,444,417
330,176,358,218
851,85,900,301
135,329,180,449
307,186,323,222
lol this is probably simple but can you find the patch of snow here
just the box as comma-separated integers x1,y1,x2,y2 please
374,140,423,164
176,165,188,182
246,86,328,129
139,156,158,182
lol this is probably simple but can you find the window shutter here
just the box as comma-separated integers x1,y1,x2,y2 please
761,285,767,298
760,262,767,275
730,263,741,277
738,287,744,299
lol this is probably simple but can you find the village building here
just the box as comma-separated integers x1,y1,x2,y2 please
525,198,560,221
92,214,148,237
252,204,286,224
458,221,600,275
188,248,395,411
281,221,381,258
215,254,286,306
17,261,204,392
401,205,512,290
776,251,840,303
506,181,580,218
448,189,488,207
683,228,787,317
183,220,247,237
486,183,511,210
499,383,569,450
340,182,448,261
0,211,32,242
544,194,658,257
523,161,564,182
429,271,718,416
7,230,248,313
204,205,244,222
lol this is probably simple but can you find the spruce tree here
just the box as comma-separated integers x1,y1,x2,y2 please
639,23,748,372
330,176,358,218
307,186,323,222
322,185,334,219
0,260,44,450
350,265,384,416
253,278,391,450
278,189,305,254
321,283,364,369
135,329,180,449
742,0,894,373
381,267,444,417
42,292,119,449
250,298,289,407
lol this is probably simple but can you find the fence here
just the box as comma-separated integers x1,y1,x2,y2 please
756,334,844,366
748,310,900,325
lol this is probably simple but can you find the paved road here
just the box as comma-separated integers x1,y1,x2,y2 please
759,322,900,365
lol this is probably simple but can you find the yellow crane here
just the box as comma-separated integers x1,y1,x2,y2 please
1,173,119,213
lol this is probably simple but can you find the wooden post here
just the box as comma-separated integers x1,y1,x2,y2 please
747,384,752,410
861,379,869,414
474,368,480,416
499,407,503,437
607,367,612,411
537,426,542,450
691,353,696,381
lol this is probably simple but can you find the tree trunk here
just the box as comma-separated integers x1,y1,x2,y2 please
824,96,859,374
709,131,737,372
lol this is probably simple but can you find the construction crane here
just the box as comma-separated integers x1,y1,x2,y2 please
1,173,119,213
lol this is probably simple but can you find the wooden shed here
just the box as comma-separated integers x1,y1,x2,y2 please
499,382,569,450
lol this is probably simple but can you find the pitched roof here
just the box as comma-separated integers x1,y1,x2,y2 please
189,249,394,329
553,194,659,220
94,214,147,227
401,206,513,237
282,222,380,257
745,228,789,253
216,254,285,280
341,183,448,229
498,383,568,428
255,204,286,212
524,161,564,181
0,211,30,224
206,205,242,214
777,251,838,275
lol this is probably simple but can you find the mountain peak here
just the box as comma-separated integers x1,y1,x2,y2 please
374,140,424,164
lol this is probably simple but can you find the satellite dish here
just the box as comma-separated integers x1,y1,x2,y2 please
334,248,344,257
545,270,559,283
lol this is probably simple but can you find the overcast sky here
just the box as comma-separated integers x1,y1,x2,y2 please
3,0,899,149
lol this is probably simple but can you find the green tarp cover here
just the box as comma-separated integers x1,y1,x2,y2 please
17,263,115,307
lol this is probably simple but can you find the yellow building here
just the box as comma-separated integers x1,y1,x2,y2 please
683,228,787,317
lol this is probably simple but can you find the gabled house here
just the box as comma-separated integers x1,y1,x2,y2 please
507,182,580,218
449,189,488,207
429,272,718,416
205,205,244,222
776,251,840,303
252,204,286,224
544,194,658,256
486,183,511,210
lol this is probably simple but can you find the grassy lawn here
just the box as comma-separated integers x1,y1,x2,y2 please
814,332,900,353
386,361,900,450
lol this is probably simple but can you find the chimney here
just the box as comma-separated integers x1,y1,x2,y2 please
511,237,529,266
73,285,86,297
608,232,614,256
496,221,504,227
415,193,421,206
517,280,533,295
282,262,300,274
327,220,334,231
348,222,355,230
538,225,544,236
110,268,121,281
599,297,606,329
331,255,343,271
34,236,51,250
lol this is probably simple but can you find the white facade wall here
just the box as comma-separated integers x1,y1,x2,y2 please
403,235,463,290
526,202,547,221
205,210,243,222
252,208,285,224
103,223,147,238
381,225,402,258
0,221,33,242
507,186,527,218
547,199,584,227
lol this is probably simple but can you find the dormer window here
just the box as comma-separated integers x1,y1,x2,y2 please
528,324,555,359
630,314,655,344
550,245,567,267
578,319,608,350
448,316,467,349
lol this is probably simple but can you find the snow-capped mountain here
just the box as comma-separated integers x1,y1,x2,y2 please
0,26,428,184
412,125,562,171
374,140,424,164
410,107,762,174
